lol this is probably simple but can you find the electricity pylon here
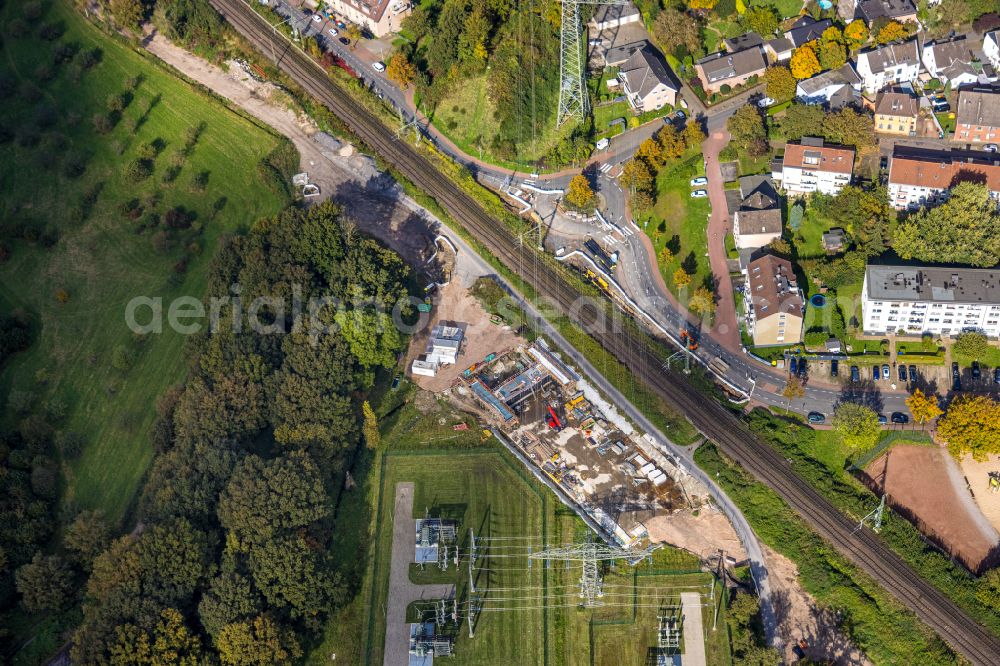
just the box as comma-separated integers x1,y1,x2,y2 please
857,494,887,534
558,0,630,127
529,541,656,606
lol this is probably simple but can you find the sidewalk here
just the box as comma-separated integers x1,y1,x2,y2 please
702,128,740,351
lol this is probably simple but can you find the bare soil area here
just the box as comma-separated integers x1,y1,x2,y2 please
403,280,525,392
644,506,747,562
958,452,1000,536
867,445,1000,572
764,545,872,665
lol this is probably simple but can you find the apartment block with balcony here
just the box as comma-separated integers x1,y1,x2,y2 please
886,145,1000,210
773,137,854,195
862,263,1000,337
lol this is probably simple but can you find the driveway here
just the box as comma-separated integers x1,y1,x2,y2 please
702,128,740,350
384,483,454,666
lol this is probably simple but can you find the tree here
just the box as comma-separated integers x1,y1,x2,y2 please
248,536,342,621
832,403,881,451
821,106,875,147
651,7,702,56
656,124,686,159
843,20,869,49
126,158,153,182
764,66,796,103
65,510,112,566
218,452,331,547
345,23,362,48
673,268,692,288
976,569,1000,608
386,52,417,88
216,615,302,666
740,5,779,36
954,331,990,359
15,552,74,612
788,202,804,231
687,0,718,9
198,572,264,639
110,0,144,31
636,137,665,169
938,394,1000,460
875,20,908,44
683,121,706,148
564,174,595,212
362,400,380,449
789,43,821,79
109,608,205,665
620,158,654,195
905,389,942,427
892,183,1000,267
778,103,825,140
726,106,767,155
782,377,805,399
817,38,847,70
688,286,715,316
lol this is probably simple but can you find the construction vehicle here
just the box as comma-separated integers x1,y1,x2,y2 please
989,471,1000,494
546,405,564,431
584,268,610,292
480,429,492,442
564,393,586,412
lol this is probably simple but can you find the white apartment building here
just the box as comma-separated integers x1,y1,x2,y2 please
887,146,1000,210
855,40,920,94
862,264,1000,337
773,137,854,195
323,0,410,37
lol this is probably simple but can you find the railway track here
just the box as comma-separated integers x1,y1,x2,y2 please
210,1,1000,661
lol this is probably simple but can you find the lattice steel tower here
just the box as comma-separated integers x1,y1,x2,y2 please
558,0,630,127
529,541,656,606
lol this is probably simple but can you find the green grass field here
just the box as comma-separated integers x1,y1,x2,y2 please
0,0,289,525
309,390,729,665
638,154,713,299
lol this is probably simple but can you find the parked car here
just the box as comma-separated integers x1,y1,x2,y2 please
891,412,909,424
588,38,602,46
391,375,401,389
674,110,686,121
595,138,610,150
878,414,888,425
972,361,981,380
312,13,322,22
807,411,825,423
984,144,999,153
789,356,798,375
757,96,775,108
872,365,879,380
850,365,860,382
909,364,917,381
679,98,688,109
952,361,961,390
372,61,386,72
994,367,1000,384
328,27,338,36
881,364,890,380
830,359,838,377
336,20,347,29
690,189,708,198
690,177,708,186
798,358,807,378
898,365,907,382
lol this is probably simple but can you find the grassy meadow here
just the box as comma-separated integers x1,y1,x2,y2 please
0,0,291,526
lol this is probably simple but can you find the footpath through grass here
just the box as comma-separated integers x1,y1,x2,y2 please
309,388,728,665
0,0,290,525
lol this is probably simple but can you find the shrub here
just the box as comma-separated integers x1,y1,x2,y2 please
125,158,153,182
39,22,65,41
92,113,114,135
55,289,70,303
720,84,732,94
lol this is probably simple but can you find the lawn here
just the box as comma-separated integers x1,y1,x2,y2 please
308,390,729,665
637,154,712,300
0,0,290,526
428,74,573,169
954,345,1000,368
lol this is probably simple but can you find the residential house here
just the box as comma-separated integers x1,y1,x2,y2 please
589,3,641,31
874,89,920,135
774,137,855,195
695,47,766,94
324,0,410,37
764,37,793,62
618,44,679,112
744,254,805,346
862,263,1000,337
724,32,764,53
955,87,1000,143
858,0,918,24
855,40,921,94
795,63,862,108
886,145,1000,210
784,16,831,48
922,36,994,89
985,31,1000,70
822,228,847,252
733,181,783,249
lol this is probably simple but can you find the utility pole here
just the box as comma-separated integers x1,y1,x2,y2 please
468,528,477,594
857,494,887,534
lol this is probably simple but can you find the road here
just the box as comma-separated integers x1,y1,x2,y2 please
212,3,1000,662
